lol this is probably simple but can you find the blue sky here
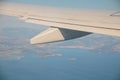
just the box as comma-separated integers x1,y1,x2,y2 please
2,0,120,10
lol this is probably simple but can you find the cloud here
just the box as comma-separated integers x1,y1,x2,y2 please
59,45,94,50
113,44,120,52
68,58,77,61
39,53,63,58
57,34,120,54
0,55,24,60
0,15,61,60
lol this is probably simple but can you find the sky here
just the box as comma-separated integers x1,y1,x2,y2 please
2,0,120,10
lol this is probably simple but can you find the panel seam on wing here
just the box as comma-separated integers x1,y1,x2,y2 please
27,18,120,31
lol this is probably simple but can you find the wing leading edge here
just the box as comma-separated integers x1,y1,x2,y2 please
0,2,120,44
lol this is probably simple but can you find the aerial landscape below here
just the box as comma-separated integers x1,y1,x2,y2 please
0,0,120,80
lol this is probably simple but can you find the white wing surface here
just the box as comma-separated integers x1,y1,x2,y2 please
0,2,120,44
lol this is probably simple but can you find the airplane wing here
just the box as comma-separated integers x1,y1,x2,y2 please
0,2,120,44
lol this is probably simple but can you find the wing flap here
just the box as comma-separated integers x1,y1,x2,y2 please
30,27,91,44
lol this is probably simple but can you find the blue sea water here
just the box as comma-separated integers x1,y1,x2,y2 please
0,48,120,80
